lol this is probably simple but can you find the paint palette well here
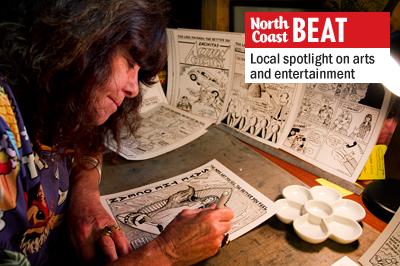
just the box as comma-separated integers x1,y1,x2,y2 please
275,185,365,244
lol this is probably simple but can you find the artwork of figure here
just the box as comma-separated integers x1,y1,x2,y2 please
193,86,209,104
247,83,263,98
352,113,372,140
298,98,312,118
265,121,281,143
267,91,290,121
241,111,258,135
331,109,352,136
254,116,269,138
290,134,307,153
176,96,192,112
334,84,350,99
237,106,250,130
225,100,241,127
287,127,300,143
318,104,333,127
207,90,223,113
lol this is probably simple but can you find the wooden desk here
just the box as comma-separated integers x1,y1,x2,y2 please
102,125,380,265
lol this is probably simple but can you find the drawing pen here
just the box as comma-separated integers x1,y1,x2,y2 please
216,191,229,209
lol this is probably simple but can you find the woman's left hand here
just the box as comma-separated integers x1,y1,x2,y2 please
68,170,131,264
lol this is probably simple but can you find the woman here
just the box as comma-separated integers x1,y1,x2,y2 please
0,0,233,265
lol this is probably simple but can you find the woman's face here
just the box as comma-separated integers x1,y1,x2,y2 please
93,48,140,125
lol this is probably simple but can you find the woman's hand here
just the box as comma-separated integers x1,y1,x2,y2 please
112,205,234,266
68,167,131,265
155,206,234,265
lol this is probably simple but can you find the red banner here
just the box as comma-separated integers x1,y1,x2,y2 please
245,12,389,48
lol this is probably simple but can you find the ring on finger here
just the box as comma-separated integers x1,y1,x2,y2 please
221,233,230,247
100,224,121,237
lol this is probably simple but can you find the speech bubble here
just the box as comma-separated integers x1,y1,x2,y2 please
326,135,344,149
305,147,313,155
340,102,364,113
308,130,324,146
310,99,322,111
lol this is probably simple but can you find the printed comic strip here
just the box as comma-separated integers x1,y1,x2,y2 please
218,35,304,148
281,83,390,182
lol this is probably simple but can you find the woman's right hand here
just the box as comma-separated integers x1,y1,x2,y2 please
155,206,234,265
113,206,234,266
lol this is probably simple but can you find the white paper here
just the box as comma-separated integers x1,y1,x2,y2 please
331,256,359,266
101,159,276,249
106,103,211,160
280,84,390,182
139,79,168,113
359,207,400,266
167,28,235,122
217,34,305,148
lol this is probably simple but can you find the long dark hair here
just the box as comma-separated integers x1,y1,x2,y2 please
0,0,169,158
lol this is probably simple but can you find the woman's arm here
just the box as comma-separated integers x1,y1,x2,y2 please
68,155,234,266
111,207,233,266
68,154,131,264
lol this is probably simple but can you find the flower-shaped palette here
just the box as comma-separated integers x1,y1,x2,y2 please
275,185,366,244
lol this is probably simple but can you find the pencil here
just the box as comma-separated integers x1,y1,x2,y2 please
216,191,229,209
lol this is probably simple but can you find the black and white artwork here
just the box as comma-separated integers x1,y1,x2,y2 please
101,159,276,249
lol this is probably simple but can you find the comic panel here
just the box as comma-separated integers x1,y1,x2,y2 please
175,66,229,120
219,36,304,148
169,30,234,121
283,122,329,159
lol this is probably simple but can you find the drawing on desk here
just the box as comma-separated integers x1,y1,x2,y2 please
359,207,400,266
100,159,276,250
116,186,231,235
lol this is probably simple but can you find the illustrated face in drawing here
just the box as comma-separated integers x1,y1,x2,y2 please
300,100,312,117
334,110,352,129
340,111,351,124
364,114,372,123
291,135,306,151
279,92,289,105
318,105,333,123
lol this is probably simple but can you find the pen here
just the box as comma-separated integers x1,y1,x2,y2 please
216,191,229,209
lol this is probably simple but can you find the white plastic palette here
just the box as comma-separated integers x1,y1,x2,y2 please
275,185,366,244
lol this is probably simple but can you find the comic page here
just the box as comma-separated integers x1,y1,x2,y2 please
281,83,390,182
106,103,211,160
167,29,234,122
359,207,400,266
139,79,168,113
101,159,276,249
218,34,305,148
